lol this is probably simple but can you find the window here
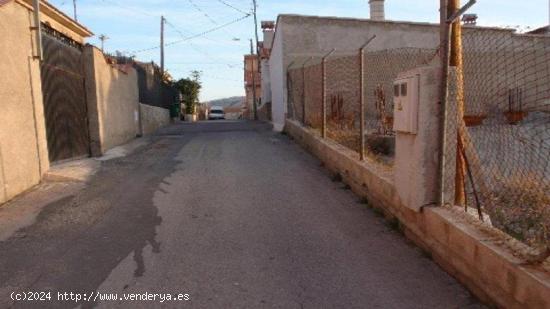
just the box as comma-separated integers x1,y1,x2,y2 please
394,84,400,97
401,83,408,96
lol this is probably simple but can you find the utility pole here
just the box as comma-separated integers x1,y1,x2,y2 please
438,0,474,206
250,39,258,120
160,16,165,76
449,0,467,207
438,0,450,207
73,0,78,21
98,34,109,52
251,0,260,120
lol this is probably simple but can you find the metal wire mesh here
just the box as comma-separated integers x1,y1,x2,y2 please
444,28,550,250
287,48,436,164
325,55,361,152
364,48,436,134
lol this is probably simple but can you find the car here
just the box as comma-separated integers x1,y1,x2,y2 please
208,106,225,120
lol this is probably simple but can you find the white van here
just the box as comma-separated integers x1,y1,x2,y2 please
208,106,225,120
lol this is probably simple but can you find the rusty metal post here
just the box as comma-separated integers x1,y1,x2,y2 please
322,50,335,139
449,0,467,207
302,57,313,125
438,0,452,206
359,48,365,159
358,35,376,160
438,0,476,206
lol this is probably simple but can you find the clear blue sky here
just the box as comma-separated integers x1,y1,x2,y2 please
48,0,549,101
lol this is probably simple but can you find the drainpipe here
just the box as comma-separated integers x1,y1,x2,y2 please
32,0,43,61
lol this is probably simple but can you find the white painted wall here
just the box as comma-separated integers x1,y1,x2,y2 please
269,24,285,131
261,59,271,104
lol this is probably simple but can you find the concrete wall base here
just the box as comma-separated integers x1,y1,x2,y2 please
139,104,170,136
285,119,550,309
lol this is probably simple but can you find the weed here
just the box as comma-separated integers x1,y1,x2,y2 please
420,248,433,260
372,207,384,217
386,217,403,234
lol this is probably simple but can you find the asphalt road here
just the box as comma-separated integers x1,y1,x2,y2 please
0,120,482,308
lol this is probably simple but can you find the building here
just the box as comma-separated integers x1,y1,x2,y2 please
257,21,275,121
0,0,172,205
528,26,550,35
243,54,261,120
0,0,92,204
262,0,539,131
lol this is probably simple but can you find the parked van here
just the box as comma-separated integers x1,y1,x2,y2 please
208,106,225,120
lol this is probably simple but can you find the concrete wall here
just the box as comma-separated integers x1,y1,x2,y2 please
0,1,50,204
260,59,271,105
285,119,550,308
257,102,272,122
269,24,285,131
394,66,441,211
139,103,170,136
84,46,140,156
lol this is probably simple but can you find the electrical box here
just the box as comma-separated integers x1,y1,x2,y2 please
393,75,419,134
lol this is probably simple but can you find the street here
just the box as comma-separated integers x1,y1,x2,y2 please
0,121,481,308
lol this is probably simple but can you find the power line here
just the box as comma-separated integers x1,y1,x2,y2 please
100,0,158,17
187,0,219,26
215,0,251,15
164,18,241,68
130,14,251,54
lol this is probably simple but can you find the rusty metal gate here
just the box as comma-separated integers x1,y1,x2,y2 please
40,25,90,163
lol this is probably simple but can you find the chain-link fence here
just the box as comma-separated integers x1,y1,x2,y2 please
287,46,435,165
443,28,550,252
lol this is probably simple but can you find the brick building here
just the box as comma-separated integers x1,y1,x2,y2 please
243,54,260,120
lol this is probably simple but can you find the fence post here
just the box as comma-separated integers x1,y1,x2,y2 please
358,36,376,160
322,50,335,139
302,57,313,125
438,0,476,206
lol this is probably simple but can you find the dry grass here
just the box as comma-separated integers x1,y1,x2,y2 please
482,175,550,251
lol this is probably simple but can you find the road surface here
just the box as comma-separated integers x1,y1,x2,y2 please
0,121,482,308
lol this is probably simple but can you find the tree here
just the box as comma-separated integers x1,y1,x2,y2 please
174,70,202,115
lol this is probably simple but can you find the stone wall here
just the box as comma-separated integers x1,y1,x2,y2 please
257,102,272,122
139,103,170,136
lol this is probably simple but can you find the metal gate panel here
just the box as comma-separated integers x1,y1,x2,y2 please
40,28,90,162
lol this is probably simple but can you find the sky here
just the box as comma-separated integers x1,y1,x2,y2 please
47,0,549,101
